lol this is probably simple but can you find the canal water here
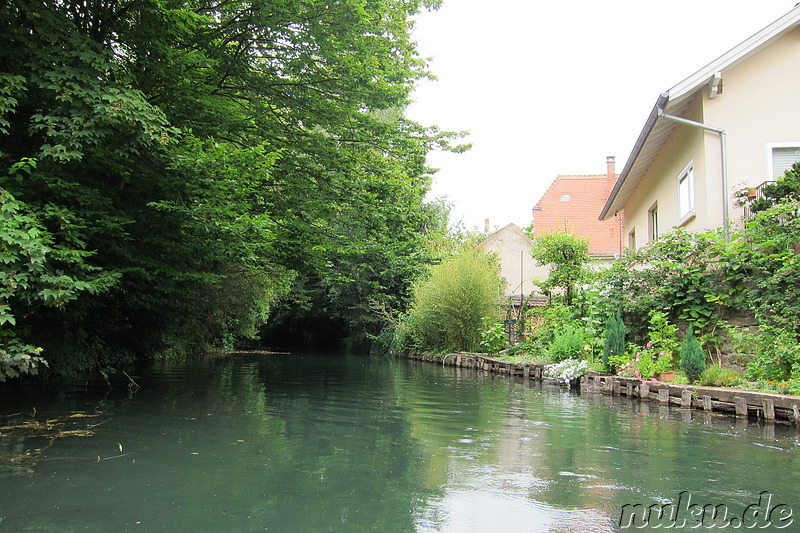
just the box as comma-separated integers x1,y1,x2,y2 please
1,352,798,532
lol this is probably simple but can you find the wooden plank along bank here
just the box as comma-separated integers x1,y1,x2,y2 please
405,352,800,426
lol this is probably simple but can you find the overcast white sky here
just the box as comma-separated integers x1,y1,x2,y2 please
406,1,797,231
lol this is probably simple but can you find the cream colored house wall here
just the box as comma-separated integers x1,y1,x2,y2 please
704,27,800,225
481,225,546,297
625,28,800,247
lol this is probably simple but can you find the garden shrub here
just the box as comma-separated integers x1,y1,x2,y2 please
742,326,800,382
402,248,503,353
599,229,740,344
680,325,706,383
532,304,575,350
479,318,507,355
548,324,584,362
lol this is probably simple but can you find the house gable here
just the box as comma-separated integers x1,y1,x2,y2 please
481,223,545,297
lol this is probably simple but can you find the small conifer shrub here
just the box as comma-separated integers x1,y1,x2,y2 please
680,325,706,383
603,311,626,372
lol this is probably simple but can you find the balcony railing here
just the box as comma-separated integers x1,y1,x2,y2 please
741,181,776,220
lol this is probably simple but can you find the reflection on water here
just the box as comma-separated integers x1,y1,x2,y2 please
0,353,798,532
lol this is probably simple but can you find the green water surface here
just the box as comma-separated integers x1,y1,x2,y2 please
1,353,798,532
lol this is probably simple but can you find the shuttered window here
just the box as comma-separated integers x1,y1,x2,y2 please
771,146,800,179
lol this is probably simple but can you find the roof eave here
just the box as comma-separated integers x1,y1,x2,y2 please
599,92,669,221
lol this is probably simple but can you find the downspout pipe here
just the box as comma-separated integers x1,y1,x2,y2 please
655,106,729,237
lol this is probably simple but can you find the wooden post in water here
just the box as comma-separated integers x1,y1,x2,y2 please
702,396,713,411
762,398,776,421
681,389,693,408
640,382,650,400
734,397,748,417
658,388,670,404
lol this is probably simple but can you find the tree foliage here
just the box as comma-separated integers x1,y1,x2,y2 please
0,0,462,376
401,248,503,353
530,232,591,307
749,161,800,213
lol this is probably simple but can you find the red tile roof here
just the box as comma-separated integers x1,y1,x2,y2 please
532,172,624,256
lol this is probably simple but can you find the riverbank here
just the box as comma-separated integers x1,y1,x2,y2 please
403,352,800,426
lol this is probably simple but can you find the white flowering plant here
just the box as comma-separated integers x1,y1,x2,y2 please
544,358,588,385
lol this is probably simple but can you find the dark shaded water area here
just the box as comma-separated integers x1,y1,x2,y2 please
1,352,799,532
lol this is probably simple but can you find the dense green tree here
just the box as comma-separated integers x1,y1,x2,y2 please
0,0,462,376
530,232,591,307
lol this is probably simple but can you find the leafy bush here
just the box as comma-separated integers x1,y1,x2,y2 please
548,324,585,362
480,318,507,355
740,202,800,333
402,248,503,353
599,229,740,343
0,182,117,380
741,326,800,382
630,344,674,380
530,304,574,351
646,310,679,358
680,326,706,383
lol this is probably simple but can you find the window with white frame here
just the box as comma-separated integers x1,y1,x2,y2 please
647,203,659,243
767,143,800,180
678,163,694,219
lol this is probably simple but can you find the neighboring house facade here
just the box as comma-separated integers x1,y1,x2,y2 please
531,156,623,264
600,6,800,247
481,223,547,298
